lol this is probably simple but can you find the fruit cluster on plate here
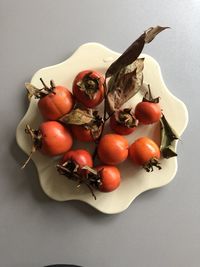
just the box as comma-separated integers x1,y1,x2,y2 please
22,26,178,199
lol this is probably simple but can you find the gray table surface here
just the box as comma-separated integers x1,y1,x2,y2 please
0,0,199,266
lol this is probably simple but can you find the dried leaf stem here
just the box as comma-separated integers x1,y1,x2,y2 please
92,79,108,160
56,164,97,200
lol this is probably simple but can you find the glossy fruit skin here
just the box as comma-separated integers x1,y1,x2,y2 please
135,101,161,124
61,149,93,169
129,137,160,166
38,86,74,120
109,113,137,135
72,70,105,108
97,134,129,165
71,125,94,142
95,165,121,192
39,121,73,156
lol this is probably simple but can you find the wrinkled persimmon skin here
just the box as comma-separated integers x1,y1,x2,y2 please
97,134,129,165
135,102,161,124
129,137,160,166
72,70,105,108
71,125,94,142
61,149,93,169
38,86,74,120
95,165,121,192
39,121,73,156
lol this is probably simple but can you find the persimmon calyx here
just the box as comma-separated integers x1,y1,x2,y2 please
143,158,161,172
116,109,138,128
25,78,56,100
77,72,100,99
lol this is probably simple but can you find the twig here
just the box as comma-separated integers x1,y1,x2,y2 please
56,164,97,200
40,78,48,89
92,79,108,160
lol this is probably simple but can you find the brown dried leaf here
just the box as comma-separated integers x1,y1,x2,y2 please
144,26,170,43
25,83,40,101
106,26,169,78
106,58,144,114
25,82,49,100
59,108,94,125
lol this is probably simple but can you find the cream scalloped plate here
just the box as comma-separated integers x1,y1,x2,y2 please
16,43,188,214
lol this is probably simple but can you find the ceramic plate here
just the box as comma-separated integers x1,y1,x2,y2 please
16,43,188,214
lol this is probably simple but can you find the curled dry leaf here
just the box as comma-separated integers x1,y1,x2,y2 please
25,78,56,101
160,114,179,158
21,125,43,169
59,108,94,125
25,83,42,101
57,162,99,200
144,26,170,43
106,58,144,114
60,108,103,141
105,25,169,78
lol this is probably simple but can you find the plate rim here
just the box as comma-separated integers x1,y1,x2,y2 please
16,42,189,214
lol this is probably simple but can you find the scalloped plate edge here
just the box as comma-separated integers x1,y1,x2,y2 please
16,42,189,214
